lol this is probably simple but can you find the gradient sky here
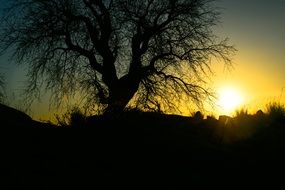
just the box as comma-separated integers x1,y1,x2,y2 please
212,0,285,114
0,0,285,120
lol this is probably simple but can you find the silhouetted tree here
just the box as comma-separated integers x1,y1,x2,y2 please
0,0,235,114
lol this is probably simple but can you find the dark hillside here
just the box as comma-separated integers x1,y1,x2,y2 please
0,103,32,126
1,106,285,189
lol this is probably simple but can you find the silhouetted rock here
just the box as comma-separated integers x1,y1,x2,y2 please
218,115,232,125
205,115,219,128
194,111,204,121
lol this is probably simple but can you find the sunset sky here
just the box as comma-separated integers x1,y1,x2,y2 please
212,0,285,115
0,0,285,120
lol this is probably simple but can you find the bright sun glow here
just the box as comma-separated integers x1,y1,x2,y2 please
218,87,243,114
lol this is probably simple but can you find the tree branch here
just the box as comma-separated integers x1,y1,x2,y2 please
64,30,103,74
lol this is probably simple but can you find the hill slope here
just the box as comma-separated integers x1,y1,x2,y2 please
1,108,285,189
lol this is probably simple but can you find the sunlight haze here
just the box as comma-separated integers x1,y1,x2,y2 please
217,86,244,115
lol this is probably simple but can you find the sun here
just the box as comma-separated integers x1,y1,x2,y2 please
217,87,243,114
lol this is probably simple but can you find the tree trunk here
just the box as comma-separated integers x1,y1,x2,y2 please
103,75,140,116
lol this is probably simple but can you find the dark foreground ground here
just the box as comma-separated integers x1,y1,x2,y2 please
1,104,285,189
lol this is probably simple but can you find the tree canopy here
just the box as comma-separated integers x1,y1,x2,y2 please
0,0,235,114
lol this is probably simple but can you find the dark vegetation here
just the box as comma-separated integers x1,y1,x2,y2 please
1,103,285,189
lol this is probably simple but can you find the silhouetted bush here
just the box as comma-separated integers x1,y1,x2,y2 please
233,109,257,141
234,108,249,118
55,106,87,127
266,102,285,125
214,109,265,143
255,109,264,117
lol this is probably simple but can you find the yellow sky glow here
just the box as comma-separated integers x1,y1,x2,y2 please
217,87,244,115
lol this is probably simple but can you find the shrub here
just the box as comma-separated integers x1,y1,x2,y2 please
266,102,285,124
55,106,87,127
234,108,249,118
